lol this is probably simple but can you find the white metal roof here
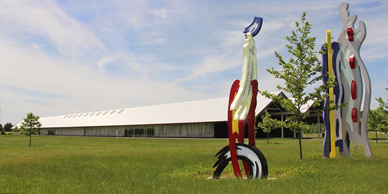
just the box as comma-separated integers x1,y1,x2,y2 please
290,98,316,113
27,91,282,129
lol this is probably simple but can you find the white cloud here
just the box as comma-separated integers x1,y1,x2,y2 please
0,0,387,125
96,56,115,73
180,54,239,82
0,0,105,58
95,53,142,74
0,38,211,124
148,8,169,20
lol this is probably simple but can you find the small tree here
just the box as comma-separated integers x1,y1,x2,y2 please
260,12,327,159
0,124,3,135
4,123,13,132
20,113,41,146
368,107,388,143
368,83,388,142
378,83,388,135
257,112,284,143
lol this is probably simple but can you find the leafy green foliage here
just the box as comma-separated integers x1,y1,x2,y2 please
12,126,20,132
368,83,388,142
20,112,41,146
257,112,284,143
376,81,388,110
260,12,329,159
305,123,324,134
368,108,388,142
4,123,13,132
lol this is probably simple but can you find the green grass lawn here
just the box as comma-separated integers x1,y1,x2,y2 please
302,132,388,140
1,135,387,194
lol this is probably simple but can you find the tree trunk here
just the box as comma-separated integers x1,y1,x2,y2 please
376,130,378,143
318,116,321,138
318,128,321,138
298,129,303,160
267,132,269,144
29,133,32,146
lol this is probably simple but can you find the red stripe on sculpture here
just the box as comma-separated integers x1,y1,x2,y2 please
351,81,357,100
349,55,355,69
352,108,358,122
347,27,354,41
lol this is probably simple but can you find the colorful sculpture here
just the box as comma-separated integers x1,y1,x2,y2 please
322,2,372,158
213,17,268,179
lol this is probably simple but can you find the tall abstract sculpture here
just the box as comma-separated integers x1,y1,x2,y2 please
322,2,372,158
213,17,268,179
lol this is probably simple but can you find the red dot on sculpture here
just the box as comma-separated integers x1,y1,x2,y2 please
349,55,355,69
347,27,354,41
351,81,357,100
352,108,358,122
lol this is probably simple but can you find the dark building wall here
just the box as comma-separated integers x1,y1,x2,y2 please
40,113,322,138
41,122,215,138
214,122,228,138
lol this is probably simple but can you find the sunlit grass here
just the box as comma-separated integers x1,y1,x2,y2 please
1,135,387,193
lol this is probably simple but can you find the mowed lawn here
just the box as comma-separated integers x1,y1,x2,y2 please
1,135,387,193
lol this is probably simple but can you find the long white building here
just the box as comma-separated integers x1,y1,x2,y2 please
16,91,321,138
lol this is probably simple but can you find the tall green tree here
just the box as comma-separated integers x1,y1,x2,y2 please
20,113,41,146
260,12,328,159
257,112,284,144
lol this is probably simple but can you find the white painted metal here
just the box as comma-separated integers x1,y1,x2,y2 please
230,32,258,120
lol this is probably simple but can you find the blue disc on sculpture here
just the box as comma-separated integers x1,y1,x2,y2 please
243,17,263,37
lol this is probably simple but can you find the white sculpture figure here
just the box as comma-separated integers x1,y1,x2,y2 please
337,2,372,157
230,32,258,120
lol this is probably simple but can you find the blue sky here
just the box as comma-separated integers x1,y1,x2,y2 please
1,0,387,124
